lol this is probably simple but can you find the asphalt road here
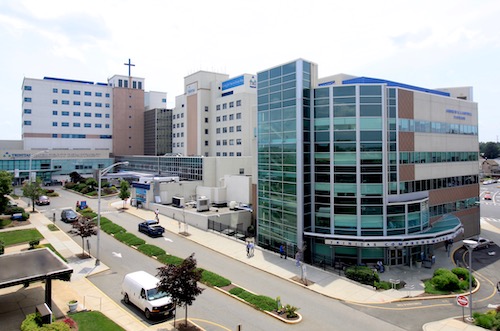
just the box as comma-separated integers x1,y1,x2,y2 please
37,188,407,331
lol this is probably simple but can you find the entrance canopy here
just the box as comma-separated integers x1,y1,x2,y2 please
0,248,73,309
311,214,464,248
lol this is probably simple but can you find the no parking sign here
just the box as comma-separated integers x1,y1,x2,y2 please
456,295,469,307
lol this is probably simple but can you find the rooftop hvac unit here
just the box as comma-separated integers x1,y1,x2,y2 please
197,197,209,212
172,196,185,208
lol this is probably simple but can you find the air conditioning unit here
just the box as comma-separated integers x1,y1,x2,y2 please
172,196,185,208
197,197,209,212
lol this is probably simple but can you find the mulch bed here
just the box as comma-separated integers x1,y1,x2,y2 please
291,276,315,286
173,320,203,331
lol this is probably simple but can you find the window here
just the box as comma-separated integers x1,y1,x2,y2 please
216,140,221,146
216,128,221,134
236,100,241,106
216,116,221,122
95,113,102,118
223,127,228,133
53,88,58,93
105,93,110,98
105,124,110,128
52,122,57,126
73,101,80,106
236,139,242,145
216,105,221,111
236,125,242,132
237,152,242,156
223,140,227,146
205,141,209,146
118,79,123,87
229,114,234,120
105,114,110,118
138,81,142,89
24,109,32,114
223,152,227,156
62,100,69,105
24,121,31,125
62,89,69,94
95,103,102,107
223,103,227,109
73,112,81,116
84,91,91,96
95,123,102,128
105,103,110,108
181,113,184,118
52,110,58,115
229,152,234,156
236,112,242,119
84,123,91,128
205,118,208,123
62,111,69,116
124,80,128,88
52,99,58,104
52,134,57,138
62,122,69,127
223,115,227,121
216,152,221,156
24,97,32,102
95,92,102,97
73,123,80,127
229,139,234,145
162,98,166,103
205,106,209,112
229,101,234,108
181,123,184,127
73,90,80,95
133,81,137,89
84,112,91,117
229,126,234,132
205,129,209,134
84,102,91,106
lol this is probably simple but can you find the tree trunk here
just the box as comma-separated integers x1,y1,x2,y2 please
185,306,188,326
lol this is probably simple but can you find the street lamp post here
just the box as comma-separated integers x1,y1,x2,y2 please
463,239,478,322
95,161,129,266
28,150,48,182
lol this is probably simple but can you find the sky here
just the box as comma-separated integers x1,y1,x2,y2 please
0,0,499,142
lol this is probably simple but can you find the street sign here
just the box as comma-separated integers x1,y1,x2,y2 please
456,295,469,307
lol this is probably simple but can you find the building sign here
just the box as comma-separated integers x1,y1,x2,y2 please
222,75,244,91
324,229,463,247
446,109,472,120
318,81,334,87
1,150,107,160
186,82,197,96
249,76,257,88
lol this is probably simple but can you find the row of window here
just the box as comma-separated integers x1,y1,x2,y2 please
216,113,242,122
117,79,142,89
47,110,110,118
216,152,242,156
53,88,110,97
49,134,112,139
50,100,110,107
216,100,242,110
216,125,242,133
51,122,110,128
216,139,242,145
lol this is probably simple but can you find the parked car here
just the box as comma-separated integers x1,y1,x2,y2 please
61,209,79,223
7,200,18,207
35,195,50,206
138,220,165,237
466,237,494,250
484,192,492,200
43,179,62,186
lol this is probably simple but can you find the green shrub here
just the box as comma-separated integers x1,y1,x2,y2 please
284,304,299,318
29,239,40,249
431,270,460,291
21,312,41,331
156,254,184,266
432,268,448,277
75,183,87,192
345,266,380,286
80,186,92,195
64,182,76,189
114,232,145,246
100,222,126,235
39,322,70,331
374,281,392,290
200,269,231,287
473,312,495,330
79,209,97,219
137,244,165,257
451,267,469,281
47,224,58,231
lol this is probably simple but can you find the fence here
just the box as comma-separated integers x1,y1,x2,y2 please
208,219,249,242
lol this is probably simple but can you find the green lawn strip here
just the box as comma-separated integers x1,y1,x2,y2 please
70,311,125,331
47,224,59,231
0,219,12,228
200,269,231,287
156,253,184,265
100,222,126,235
136,243,165,257
0,229,43,246
113,232,145,246
228,287,276,311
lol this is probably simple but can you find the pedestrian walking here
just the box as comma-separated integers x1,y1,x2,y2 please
279,244,286,259
249,242,255,257
155,208,159,221
246,242,250,257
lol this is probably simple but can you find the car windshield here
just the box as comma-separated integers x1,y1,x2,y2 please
65,210,77,217
147,288,169,301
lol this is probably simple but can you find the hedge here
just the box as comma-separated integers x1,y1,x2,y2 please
228,287,276,311
200,269,231,287
114,232,145,246
136,244,165,257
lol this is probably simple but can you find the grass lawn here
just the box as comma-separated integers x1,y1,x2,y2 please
0,218,12,228
70,311,125,331
0,228,43,246
39,243,67,262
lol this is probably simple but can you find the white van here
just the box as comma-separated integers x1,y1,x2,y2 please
121,271,174,319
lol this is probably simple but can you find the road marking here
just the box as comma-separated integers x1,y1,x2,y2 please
480,217,500,223
112,252,122,258
164,238,173,242
188,318,232,331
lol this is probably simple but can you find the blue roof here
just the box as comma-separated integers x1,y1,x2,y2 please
43,77,95,85
342,77,450,97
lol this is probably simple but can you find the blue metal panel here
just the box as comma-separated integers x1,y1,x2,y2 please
342,77,450,97
43,77,95,85
222,75,244,91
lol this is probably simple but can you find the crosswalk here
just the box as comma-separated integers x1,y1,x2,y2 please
480,217,500,223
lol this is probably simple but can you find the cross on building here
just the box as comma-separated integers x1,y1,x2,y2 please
124,58,135,77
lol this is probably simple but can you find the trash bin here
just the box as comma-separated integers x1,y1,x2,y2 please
431,255,436,265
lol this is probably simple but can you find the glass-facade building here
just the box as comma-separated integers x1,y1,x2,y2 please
257,59,479,267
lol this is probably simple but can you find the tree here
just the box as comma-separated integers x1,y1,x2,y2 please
69,217,97,257
156,253,204,327
0,170,13,213
22,178,45,212
85,177,98,192
69,171,85,184
483,142,500,160
118,180,130,209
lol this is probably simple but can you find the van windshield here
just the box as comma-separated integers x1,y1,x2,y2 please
147,288,169,301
